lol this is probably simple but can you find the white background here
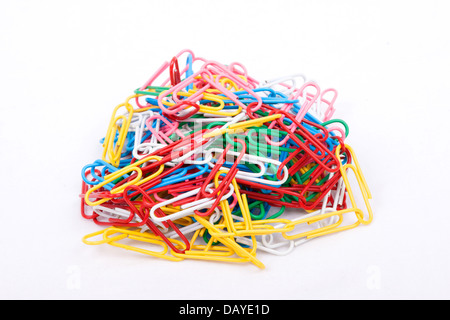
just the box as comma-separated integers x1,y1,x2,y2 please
1,0,449,300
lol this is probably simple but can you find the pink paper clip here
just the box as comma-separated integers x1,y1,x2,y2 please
290,82,321,123
319,88,338,122
156,68,212,117
137,49,207,108
265,82,321,147
200,61,263,111
145,114,184,145
227,62,260,89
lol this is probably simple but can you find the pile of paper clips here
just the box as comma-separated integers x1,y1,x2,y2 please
80,49,373,269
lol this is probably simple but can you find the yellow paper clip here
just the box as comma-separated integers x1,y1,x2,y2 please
83,227,185,261
102,96,139,167
336,143,373,225
281,143,373,240
84,155,164,206
192,215,265,269
203,114,282,138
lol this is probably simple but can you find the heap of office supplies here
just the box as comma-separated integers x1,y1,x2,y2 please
80,50,373,269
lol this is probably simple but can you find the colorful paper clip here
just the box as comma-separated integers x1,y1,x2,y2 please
80,50,373,269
